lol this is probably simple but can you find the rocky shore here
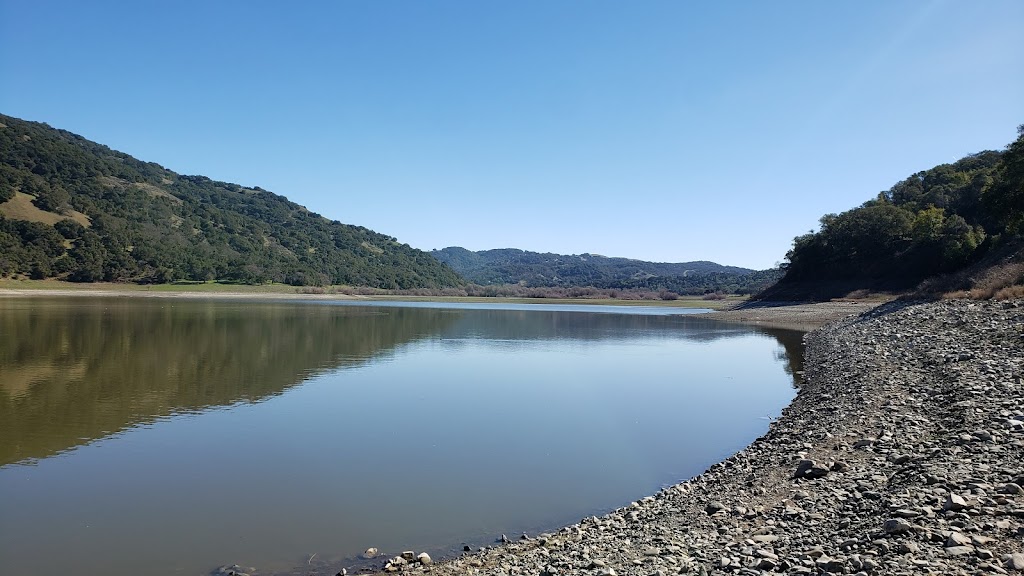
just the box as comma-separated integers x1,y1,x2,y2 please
353,299,1023,576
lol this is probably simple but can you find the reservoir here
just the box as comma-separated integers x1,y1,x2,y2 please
0,297,802,575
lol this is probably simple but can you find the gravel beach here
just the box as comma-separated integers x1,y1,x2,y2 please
343,299,1024,576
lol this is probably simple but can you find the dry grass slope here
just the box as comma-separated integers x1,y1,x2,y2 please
0,191,91,227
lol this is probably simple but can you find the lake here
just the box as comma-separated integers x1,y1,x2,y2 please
0,297,803,576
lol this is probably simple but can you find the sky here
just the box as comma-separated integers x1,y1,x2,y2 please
1,1,1021,270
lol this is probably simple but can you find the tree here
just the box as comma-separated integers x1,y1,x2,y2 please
983,125,1024,236
54,219,85,239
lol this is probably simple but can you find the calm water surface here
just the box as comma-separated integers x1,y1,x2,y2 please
0,298,804,576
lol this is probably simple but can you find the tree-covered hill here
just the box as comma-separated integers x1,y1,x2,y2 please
431,247,780,295
0,114,462,287
767,126,1024,299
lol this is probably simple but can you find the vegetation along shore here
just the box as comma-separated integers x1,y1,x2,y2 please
0,279,742,309
262,298,1023,576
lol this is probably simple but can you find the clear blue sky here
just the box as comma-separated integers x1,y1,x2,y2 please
1,1,1021,269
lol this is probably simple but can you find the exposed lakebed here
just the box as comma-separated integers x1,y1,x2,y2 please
0,298,803,575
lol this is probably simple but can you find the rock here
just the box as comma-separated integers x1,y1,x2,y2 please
216,566,255,576
892,508,920,518
944,493,970,511
1000,483,1024,495
945,546,975,556
1008,553,1024,570
945,532,972,547
898,541,920,554
889,453,912,464
416,553,432,565
362,548,379,559
704,501,726,515
972,535,996,547
972,429,994,441
884,518,913,535
795,460,814,475
401,551,415,562
815,556,845,573
793,459,829,479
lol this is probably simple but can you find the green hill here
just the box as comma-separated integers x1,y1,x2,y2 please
765,125,1024,300
431,247,781,295
0,113,462,288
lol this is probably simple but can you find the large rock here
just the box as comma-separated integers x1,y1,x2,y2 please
884,518,913,535
945,532,972,548
944,493,970,511
793,459,829,480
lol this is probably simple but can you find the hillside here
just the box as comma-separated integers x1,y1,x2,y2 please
0,114,462,288
765,125,1024,300
431,247,780,295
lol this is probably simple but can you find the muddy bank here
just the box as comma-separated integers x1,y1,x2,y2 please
701,301,885,331
334,299,1024,576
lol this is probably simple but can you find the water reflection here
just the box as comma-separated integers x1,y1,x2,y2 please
0,299,803,468
0,298,806,576
0,298,456,465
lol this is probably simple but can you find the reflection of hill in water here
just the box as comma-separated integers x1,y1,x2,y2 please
0,300,805,467
431,309,807,383
0,299,455,466
428,309,786,341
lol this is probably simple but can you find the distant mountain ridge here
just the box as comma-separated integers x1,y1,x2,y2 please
0,113,462,287
431,247,778,294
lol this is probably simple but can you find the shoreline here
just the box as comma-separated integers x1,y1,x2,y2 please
701,300,885,331
0,284,736,309
338,299,1023,576
0,287,365,301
